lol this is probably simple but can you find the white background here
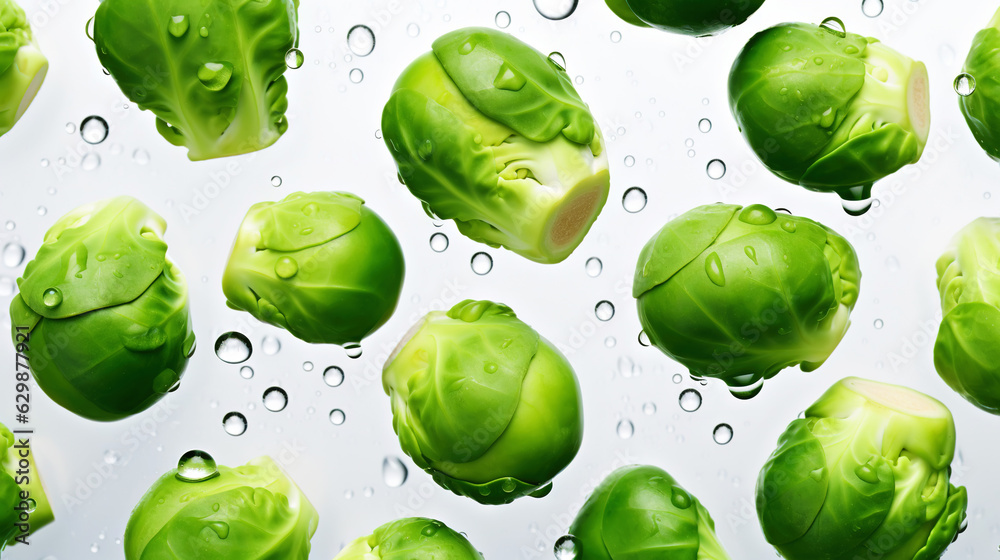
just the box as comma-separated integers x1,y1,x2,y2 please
1,0,998,558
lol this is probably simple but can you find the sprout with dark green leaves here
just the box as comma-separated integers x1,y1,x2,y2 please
10,197,195,421
604,0,765,36
1,422,53,548
382,27,609,264
383,300,583,505
93,0,299,160
569,464,731,559
729,22,929,211
0,0,47,138
934,217,1000,414
634,203,860,397
334,517,483,560
223,191,404,348
125,453,317,559
757,377,968,560
958,7,1000,161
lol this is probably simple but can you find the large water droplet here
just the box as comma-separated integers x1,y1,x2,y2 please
595,300,615,321
382,456,408,487
42,287,63,308
261,335,281,355
323,366,345,387
622,187,647,213
820,17,846,37
706,159,726,180
713,423,734,445
215,332,251,364
176,450,219,482
347,24,375,56
429,232,449,252
862,0,884,17
274,256,298,279
585,257,602,277
730,377,764,400
533,0,578,20
705,252,725,287
223,412,247,436
80,116,109,144
548,51,566,71
495,10,511,28
471,252,493,275
2,243,25,267
285,48,304,69
198,62,233,91
168,15,189,37
329,408,346,425
554,535,581,560
262,386,288,412
954,73,976,96
679,389,702,412
344,343,363,359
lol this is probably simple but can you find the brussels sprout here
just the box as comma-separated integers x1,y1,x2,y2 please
934,217,1000,414
334,517,483,560
10,197,195,421
383,300,583,505
93,0,298,160
729,22,929,211
1,422,53,548
604,0,765,36
569,465,731,559
958,7,1000,161
633,203,860,397
382,27,610,264
757,377,968,560
125,452,318,559
0,0,47,138
223,191,404,348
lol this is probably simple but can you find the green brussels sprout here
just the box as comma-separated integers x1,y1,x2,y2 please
223,191,405,348
569,465,731,559
382,300,583,505
934,217,1000,414
633,203,860,397
382,27,610,264
93,0,299,160
757,377,968,560
1,421,53,548
604,0,765,36
0,0,47,138
729,21,930,210
125,452,318,559
334,517,483,560
10,197,195,421
958,7,1000,161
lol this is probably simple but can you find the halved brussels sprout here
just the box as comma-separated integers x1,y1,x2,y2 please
1,421,53,548
0,0,47,138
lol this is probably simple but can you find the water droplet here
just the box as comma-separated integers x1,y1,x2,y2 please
91,543,99,553
820,17,846,37
382,456,408,487
81,153,101,171
197,62,233,91
239,366,254,379
344,342,363,359
585,257,602,277
471,252,493,275
730,377,764,399
605,336,617,348
670,487,692,508
616,419,634,439
261,335,281,355
595,300,615,321
223,411,247,436
40,158,49,167
274,256,298,279
215,332,251,364
698,118,712,133
284,48,304,69
270,175,282,187
554,535,581,560
533,0,578,20
37,206,47,216
638,330,650,347
407,23,420,37
262,386,288,412
80,115,109,144
65,122,76,134
643,402,656,414
672,373,683,384
874,318,884,329
347,24,375,56
713,423,734,444
610,30,622,43
548,51,566,71
624,155,635,167
301,361,314,372
705,252,725,287
0,277,14,296
133,149,150,165
104,450,120,464
495,10,511,28
429,232,449,252
42,287,63,308
954,73,976,96
862,0,884,17
842,198,873,216
706,159,726,180
168,15,189,37
329,408,346,425
323,366,345,387
2,243,25,267
679,389,702,412
349,68,364,83
176,450,219,482
622,187,647,213
4,221,13,231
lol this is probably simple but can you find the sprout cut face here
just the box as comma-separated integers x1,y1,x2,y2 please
1,421,53,547
0,0,47,138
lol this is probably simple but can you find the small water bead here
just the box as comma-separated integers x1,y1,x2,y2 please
323,366,345,387
81,153,101,171
624,155,635,167
638,330,650,347
407,23,420,37
349,68,364,83
862,0,884,17
65,122,76,134
610,30,622,43
429,232,449,252
271,175,282,187
329,408,346,425
605,336,616,348
585,257,602,277
495,10,511,28
672,373,683,384
2,243,25,267
382,456,408,487
687,149,696,158
274,256,298,279
4,221,13,231
285,48,304,69
954,73,976,96
616,419,634,439
713,423,734,445
820,17,846,37
103,450,121,464
363,486,374,498
554,535,581,560
706,159,726,179
223,412,247,435
80,115,109,144
239,366,254,379
684,138,695,148
622,187,647,213
346,25,375,57
679,389,702,412
302,361,313,372
40,158,49,167
471,252,493,275
37,206,47,216
344,343,363,359
176,450,219,482
533,0,578,20
595,300,615,321
643,402,657,415
133,149,151,165
42,287,63,308
874,318,884,329
261,335,281,355
262,386,288,412
215,332,252,364
547,52,566,71
698,118,712,133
